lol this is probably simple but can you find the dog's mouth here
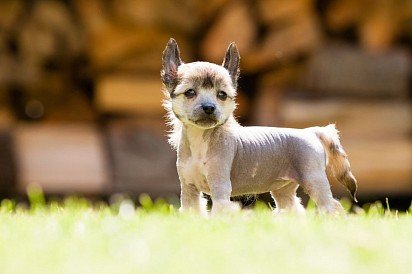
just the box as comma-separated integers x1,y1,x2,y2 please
190,117,218,128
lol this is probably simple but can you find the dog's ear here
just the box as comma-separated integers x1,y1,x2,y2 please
222,42,240,87
161,38,182,89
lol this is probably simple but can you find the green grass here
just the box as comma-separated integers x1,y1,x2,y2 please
0,193,411,274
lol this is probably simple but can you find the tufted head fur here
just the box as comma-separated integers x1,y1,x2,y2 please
161,38,240,149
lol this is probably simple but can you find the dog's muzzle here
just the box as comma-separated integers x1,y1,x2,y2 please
193,115,217,127
189,104,219,128
191,115,218,128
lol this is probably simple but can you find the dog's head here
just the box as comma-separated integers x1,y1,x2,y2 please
161,38,239,129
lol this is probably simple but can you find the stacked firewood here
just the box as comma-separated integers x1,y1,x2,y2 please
0,0,410,197
324,0,412,51
2,0,410,120
0,0,93,122
69,0,323,119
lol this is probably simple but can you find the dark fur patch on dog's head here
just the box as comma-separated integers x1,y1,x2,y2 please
202,74,215,89
185,68,230,92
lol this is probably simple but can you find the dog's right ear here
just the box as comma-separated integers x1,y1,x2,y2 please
161,38,182,89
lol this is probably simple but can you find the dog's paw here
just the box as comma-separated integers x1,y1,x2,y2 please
211,201,241,216
179,206,208,217
274,206,306,217
318,200,345,215
179,206,187,213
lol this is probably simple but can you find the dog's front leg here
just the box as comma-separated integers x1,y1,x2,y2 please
180,183,206,215
206,146,239,215
208,177,240,215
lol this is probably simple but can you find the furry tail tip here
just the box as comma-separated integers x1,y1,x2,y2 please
314,124,359,203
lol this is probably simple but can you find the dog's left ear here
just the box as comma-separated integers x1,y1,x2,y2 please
222,42,240,87
161,38,182,89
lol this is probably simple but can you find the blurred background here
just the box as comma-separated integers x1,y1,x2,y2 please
0,0,410,209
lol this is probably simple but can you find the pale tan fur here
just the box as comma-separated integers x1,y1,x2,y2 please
161,38,358,215
311,124,358,202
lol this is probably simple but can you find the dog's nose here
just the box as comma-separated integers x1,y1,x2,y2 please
201,104,215,115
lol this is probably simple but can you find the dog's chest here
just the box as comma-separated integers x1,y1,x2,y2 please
179,132,211,192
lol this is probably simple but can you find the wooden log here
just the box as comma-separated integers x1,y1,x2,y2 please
251,65,306,125
279,99,412,139
195,0,231,22
0,106,14,126
71,0,106,33
73,0,193,72
111,37,193,74
0,0,24,31
96,75,164,116
19,0,83,64
303,45,411,97
358,0,400,51
14,124,110,194
87,25,191,73
326,0,411,51
87,25,172,72
110,0,202,35
260,64,306,88
257,0,313,25
325,0,362,31
242,18,321,72
251,87,283,126
331,138,412,196
107,119,179,197
201,0,256,64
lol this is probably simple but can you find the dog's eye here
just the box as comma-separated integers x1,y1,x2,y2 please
217,91,227,101
184,89,196,99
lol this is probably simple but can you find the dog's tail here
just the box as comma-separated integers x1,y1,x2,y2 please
311,124,358,202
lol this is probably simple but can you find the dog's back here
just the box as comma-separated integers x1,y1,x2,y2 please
211,124,330,196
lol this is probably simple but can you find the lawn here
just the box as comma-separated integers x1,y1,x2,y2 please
0,192,411,274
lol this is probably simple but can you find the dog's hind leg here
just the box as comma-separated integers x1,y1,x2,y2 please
300,172,344,214
270,182,305,215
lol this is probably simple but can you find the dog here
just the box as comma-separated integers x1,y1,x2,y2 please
161,38,358,215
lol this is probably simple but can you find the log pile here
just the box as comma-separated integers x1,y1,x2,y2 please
0,0,410,197
324,0,412,51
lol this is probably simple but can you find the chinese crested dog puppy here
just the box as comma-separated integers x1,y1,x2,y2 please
161,38,358,215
